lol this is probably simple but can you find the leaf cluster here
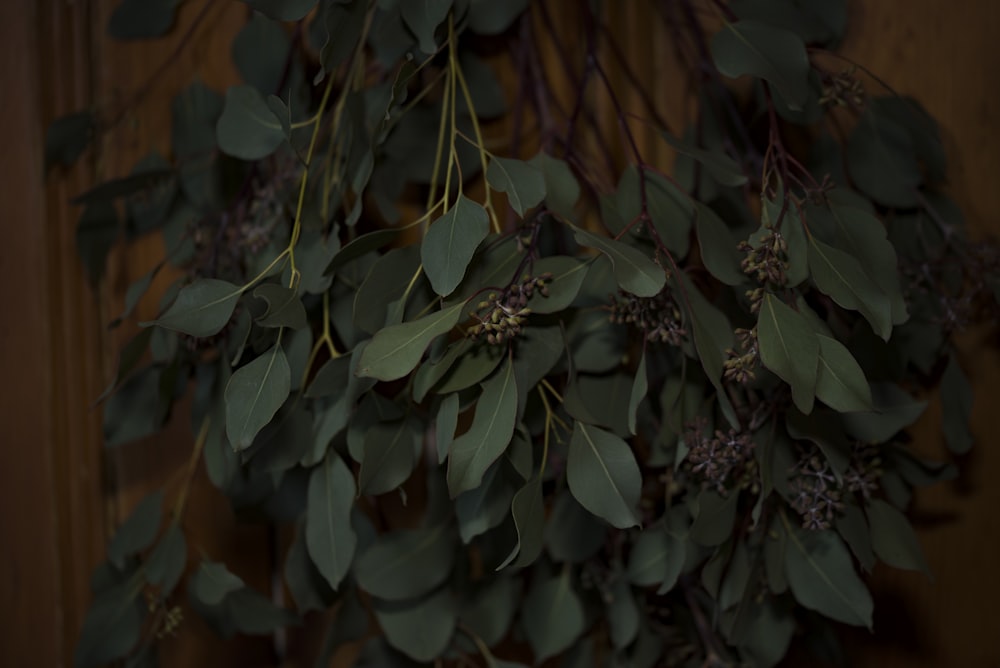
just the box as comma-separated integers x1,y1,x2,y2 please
50,1,1000,666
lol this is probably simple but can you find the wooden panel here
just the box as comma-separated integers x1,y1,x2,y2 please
837,2,1000,666
1,1,997,666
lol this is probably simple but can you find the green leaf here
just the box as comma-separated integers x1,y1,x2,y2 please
841,383,927,443
545,491,605,564
354,245,423,334
401,0,452,53
835,503,875,573
815,335,873,412
711,20,811,109
530,151,580,219
497,476,544,569
448,358,518,496
233,12,291,94
284,525,334,613
306,453,358,591
45,111,95,171
145,525,187,595
456,461,514,543
866,499,931,575
468,0,529,34
627,526,685,594
690,490,740,547
526,256,589,314
359,417,419,495
144,278,241,338
108,0,179,40
326,228,400,274
422,195,490,296
461,576,517,647
695,204,745,285
627,351,648,435
73,582,143,668
608,578,640,649
375,588,456,662
522,570,586,662
486,157,546,216
567,422,642,528
660,132,747,187
941,354,974,454
224,342,291,450
572,227,665,297
808,237,892,340
435,393,460,464
809,203,908,324
784,522,874,628
108,491,163,569
757,294,819,413
216,85,286,160
243,0,318,21
847,106,922,208
355,524,454,601
357,302,464,381
191,560,245,605
254,283,308,329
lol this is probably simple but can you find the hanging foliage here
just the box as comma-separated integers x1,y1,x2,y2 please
48,0,1000,666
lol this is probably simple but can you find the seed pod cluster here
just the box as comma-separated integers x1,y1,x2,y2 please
683,418,759,496
467,273,553,345
609,287,686,345
724,327,759,384
739,226,789,313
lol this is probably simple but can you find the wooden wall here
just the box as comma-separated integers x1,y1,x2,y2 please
1,0,997,666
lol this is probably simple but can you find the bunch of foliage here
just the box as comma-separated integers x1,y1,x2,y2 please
48,0,1000,666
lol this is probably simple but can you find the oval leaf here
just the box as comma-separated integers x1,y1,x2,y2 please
224,342,291,450
497,476,544,570
422,195,490,297
522,571,586,662
306,453,358,590
144,278,241,338
354,524,454,601
710,21,810,109
807,237,892,341
757,294,819,414
217,85,286,160
375,588,456,663
866,499,931,575
784,522,874,628
448,358,518,496
573,227,665,297
486,157,546,216
815,335,873,412
357,302,464,381
567,422,642,528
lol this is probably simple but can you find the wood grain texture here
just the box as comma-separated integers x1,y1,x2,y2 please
1,0,997,666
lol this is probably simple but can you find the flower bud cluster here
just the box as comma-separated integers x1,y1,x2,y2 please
683,418,758,496
789,443,883,530
788,447,842,530
819,67,866,108
467,273,553,345
724,327,759,384
609,287,686,345
739,227,789,313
